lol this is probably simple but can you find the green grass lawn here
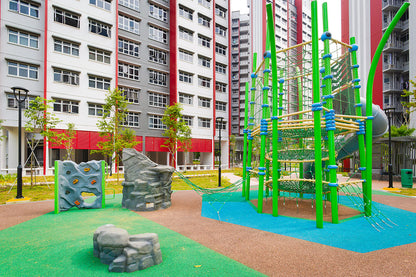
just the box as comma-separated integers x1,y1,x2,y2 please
0,170,232,205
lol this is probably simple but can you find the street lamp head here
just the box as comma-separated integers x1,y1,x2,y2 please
11,86,29,102
216,116,224,122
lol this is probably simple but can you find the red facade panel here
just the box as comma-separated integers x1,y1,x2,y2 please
370,0,383,108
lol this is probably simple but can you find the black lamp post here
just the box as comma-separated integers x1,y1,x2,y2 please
216,117,224,187
12,86,28,199
385,107,395,188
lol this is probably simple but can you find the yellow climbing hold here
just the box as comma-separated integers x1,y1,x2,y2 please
73,179,79,184
84,168,90,172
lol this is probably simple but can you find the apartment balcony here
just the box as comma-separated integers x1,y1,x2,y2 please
382,0,403,11
401,19,409,31
383,62,403,73
232,20,239,28
402,40,409,53
232,73,239,80
231,47,239,54
403,61,409,73
383,82,404,92
232,82,239,89
383,41,403,52
232,59,239,63
232,30,239,36
231,65,239,72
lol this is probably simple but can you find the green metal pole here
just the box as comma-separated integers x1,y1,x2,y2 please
321,2,338,224
266,3,280,216
296,67,304,184
349,37,367,206
101,160,106,208
54,160,59,214
246,53,258,200
243,82,249,197
311,0,323,228
365,2,410,216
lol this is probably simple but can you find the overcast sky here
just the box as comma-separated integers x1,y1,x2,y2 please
230,0,341,39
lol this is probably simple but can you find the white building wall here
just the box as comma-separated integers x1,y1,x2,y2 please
409,3,416,129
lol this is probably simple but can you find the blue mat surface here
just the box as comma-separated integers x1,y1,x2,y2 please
201,192,416,253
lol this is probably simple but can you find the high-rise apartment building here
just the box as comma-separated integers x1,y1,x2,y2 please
342,0,414,127
0,0,231,174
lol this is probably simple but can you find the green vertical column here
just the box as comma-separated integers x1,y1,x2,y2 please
101,160,106,208
321,2,338,224
54,160,59,214
246,53,258,200
349,37,367,204
242,82,249,197
296,67,304,182
365,2,409,216
311,0,323,228
266,3,280,216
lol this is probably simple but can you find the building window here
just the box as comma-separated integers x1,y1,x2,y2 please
179,71,193,84
215,24,226,37
179,93,193,105
148,92,167,108
216,82,227,93
183,116,193,126
179,5,193,20
89,0,111,11
198,96,211,108
120,86,140,103
149,26,167,43
89,47,111,64
179,27,193,42
215,43,226,56
198,117,211,128
119,14,139,34
53,99,79,114
7,94,36,109
179,49,193,63
88,75,111,90
124,112,140,127
88,103,104,116
53,68,79,85
198,76,211,88
216,63,227,74
216,101,226,111
149,70,167,86
54,38,80,56
118,38,139,57
118,62,140,80
216,119,226,130
149,4,167,22
8,29,39,49
149,47,167,65
198,0,211,9
198,56,211,68
119,0,139,11
54,8,80,28
215,5,226,18
198,14,210,28
7,61,38,80
149,114,166,129
89,19,111,38
9,0,39,18
198,35,211,48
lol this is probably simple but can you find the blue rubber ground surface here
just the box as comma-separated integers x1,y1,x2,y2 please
201,192,416,253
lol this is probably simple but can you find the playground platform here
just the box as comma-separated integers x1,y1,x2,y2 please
0,176,415,276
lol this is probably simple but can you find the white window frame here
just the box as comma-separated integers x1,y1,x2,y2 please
179,71,193,84
149,69,167,86
198,14,210,28
148,114,166,129
198,55,211,68
179,93,193,105
215,63,227,74
179,49,193,63
198,76,211,88
216,101,226,111
88,103,104,116
198,35,211,48
9,0,39,18
198,96,211,108
89,19,112,38
8,61,38,80
54,38,80,56
8,29,39,49
198,117,211,128
149,47,167,65
215,43,227,56
118,38,139,57
89,0,111,11
198,0,211,9
179,27,193,42
215,24,226,37
119,0,139,11
149,25,167,44
179,5,193,20
120,86,140,104
148,92,167,108
183,115,193,126
216,82,227,93
53,68,79,85
89,47,111,64
149,3,167,23
123,112,140,127
53,98,79,114
88,75,111,90
7,94,36,109
118,62,140,80
119,14,139,34
215,5,226,18
54,8,80,28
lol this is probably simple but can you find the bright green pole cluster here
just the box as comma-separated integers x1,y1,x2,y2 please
54,160,59,214
101,160,106,208
242,82,249,198
365,2,409,216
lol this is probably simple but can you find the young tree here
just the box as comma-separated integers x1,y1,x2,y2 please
24,97,61,186
92,88,140,181
229,134,236,168
61,123,76,160
0,120,5,141
161,103,192,167
402,78,416,116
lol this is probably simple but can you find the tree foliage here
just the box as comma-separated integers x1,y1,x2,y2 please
61,123,76,160
161,103,192,165
384,124,415,138
92,88,140,169
229,134,236,167
402,78,416,115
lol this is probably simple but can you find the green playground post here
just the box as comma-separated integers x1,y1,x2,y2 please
101,160,106,208
296,66,304,183
322,2,338,224
54,160,59,214
266,3,280,216
242,82,249,197
350,37,367,205
246,53,258,200
311,0,323,228
365,2,409,216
